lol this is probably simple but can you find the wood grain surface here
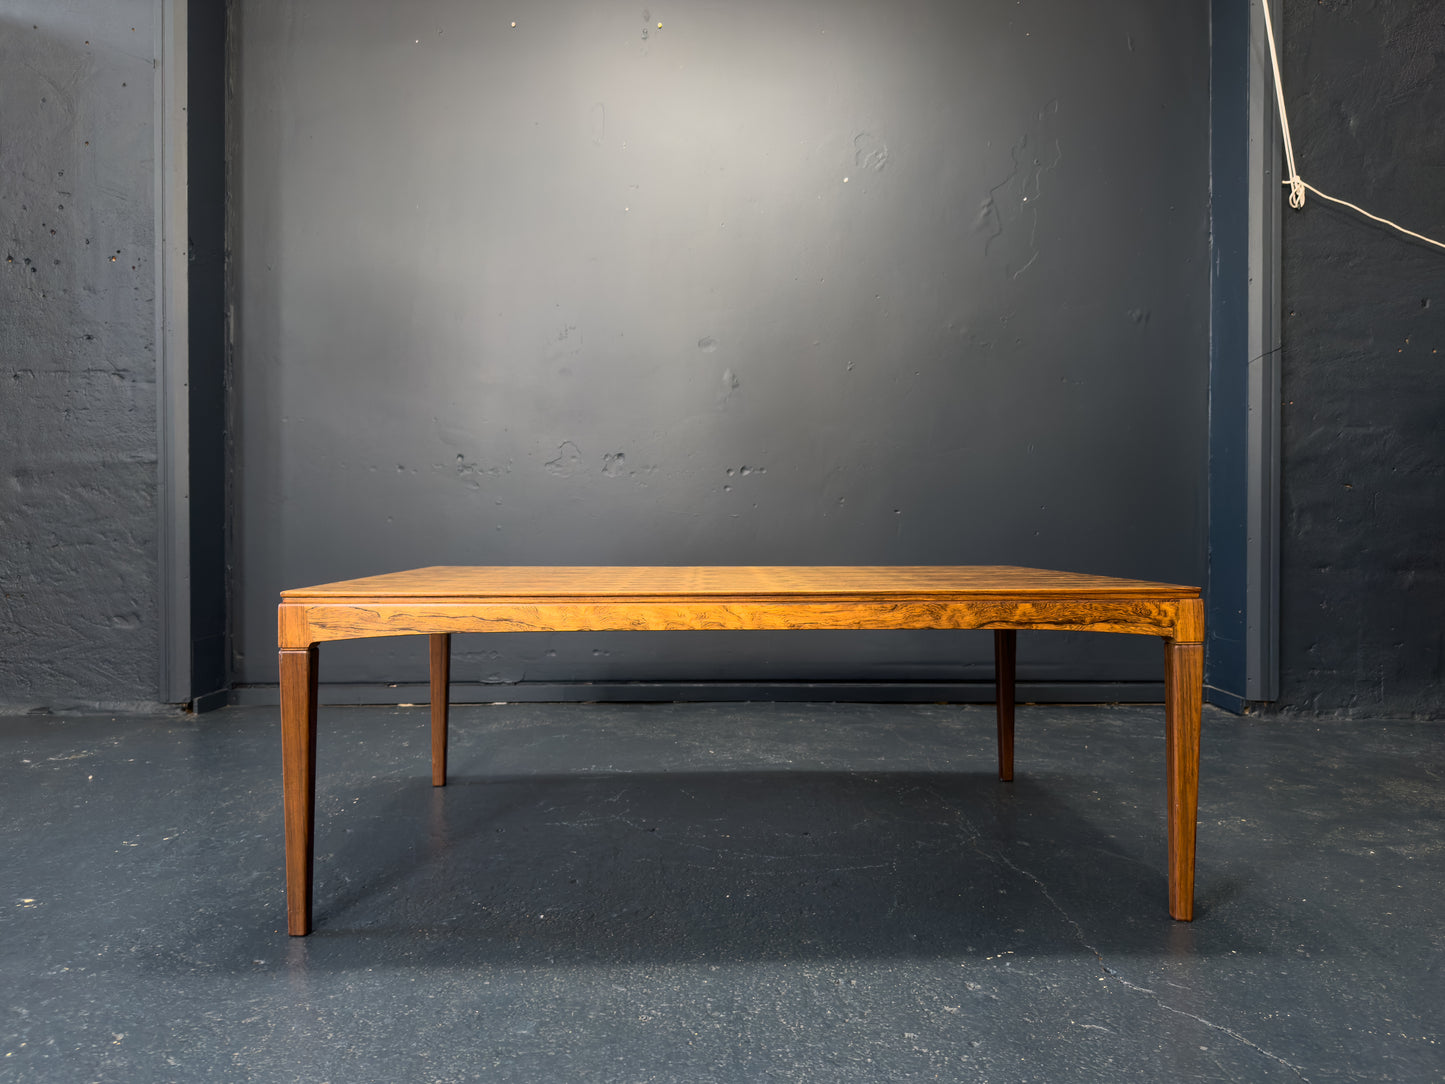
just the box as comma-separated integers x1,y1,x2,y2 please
278,567,1203,650
1165,640,1204,921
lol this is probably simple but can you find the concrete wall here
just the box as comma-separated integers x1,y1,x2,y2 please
0,2,162,712
228,0,1212,698
1275,0,1444,717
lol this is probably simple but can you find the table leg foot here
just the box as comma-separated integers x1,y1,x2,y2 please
281,644,319,936
994,630,1016,782
1165,639,1203,921
431,633,451,787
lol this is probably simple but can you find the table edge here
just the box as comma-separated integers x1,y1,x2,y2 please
279,566,1202,601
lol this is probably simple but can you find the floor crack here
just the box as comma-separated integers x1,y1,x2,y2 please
1140,998,1311,1082
963,827,1311,1082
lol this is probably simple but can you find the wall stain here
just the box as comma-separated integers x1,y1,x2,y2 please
544,441,584,477
454,453,507,489
853,132,890,174
977,100,1062,280
717,368,740,406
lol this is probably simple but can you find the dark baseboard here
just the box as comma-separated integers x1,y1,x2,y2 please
1204,684,1248,715
229,680,1167,708
190,687,231,714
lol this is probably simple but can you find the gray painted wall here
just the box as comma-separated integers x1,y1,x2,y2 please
4,0,1436,717
231,0,1211,695
0,2,161,712
1274,0,1445,717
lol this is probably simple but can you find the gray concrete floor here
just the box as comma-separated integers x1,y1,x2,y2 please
1,702,1441,1082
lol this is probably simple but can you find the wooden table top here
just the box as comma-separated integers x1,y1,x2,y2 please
282,565,1200,601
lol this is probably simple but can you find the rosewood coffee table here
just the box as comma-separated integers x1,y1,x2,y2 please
278,566,1203,935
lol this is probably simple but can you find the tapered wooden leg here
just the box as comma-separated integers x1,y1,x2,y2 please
1164,639,1203,921
281,644,319,936
994,630,1016,782
430,633,451,786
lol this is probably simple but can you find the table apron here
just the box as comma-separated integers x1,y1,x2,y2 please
279,597,1201,648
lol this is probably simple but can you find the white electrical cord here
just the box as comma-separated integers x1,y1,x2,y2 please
1260,0,1445,252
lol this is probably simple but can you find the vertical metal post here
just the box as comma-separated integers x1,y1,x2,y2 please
157,0,191,704
1246,0,1282,701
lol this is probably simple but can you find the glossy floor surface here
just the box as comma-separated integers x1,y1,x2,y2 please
2,703,1441,1082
